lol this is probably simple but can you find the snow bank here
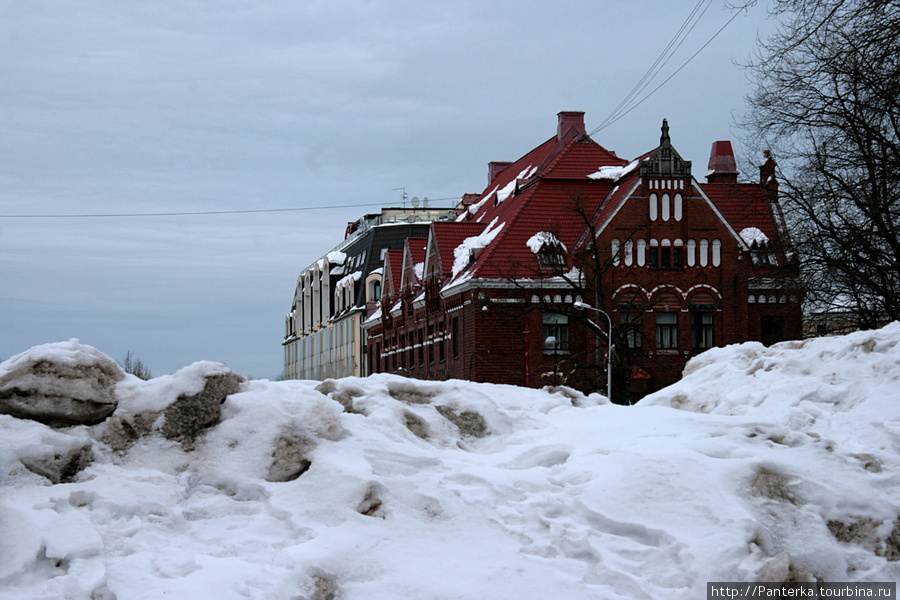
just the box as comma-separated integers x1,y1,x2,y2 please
1,325,899,599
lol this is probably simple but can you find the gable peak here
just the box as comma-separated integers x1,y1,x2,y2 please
641,118,692,178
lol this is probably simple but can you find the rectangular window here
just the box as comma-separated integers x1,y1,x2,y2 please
649,247,659,268
673,247,684,269
452,317,460,359
428,325,435,365
692,312,713,353
419,329,425,366
620,313,642,353
656,313,678,350
542,313,570,353
438,321,446,362
660,247,671,268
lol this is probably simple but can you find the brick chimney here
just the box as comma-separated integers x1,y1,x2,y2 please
488,161,513,185
557,111,586,141
706,140,739,184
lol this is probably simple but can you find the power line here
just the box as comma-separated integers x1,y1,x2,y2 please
594,0,710,134
598,8,745,132
591,1,745,135
0,198,462,219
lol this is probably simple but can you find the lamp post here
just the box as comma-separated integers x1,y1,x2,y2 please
544,335,559,386
573,300,613,402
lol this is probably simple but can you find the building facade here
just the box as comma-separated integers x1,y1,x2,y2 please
362,112,801,401
282,207,451,380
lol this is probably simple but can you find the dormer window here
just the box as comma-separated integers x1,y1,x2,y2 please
528,231,568,271
537,243,566,270
750,242,776,266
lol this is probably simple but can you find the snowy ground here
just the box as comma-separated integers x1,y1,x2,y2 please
2,325,900,599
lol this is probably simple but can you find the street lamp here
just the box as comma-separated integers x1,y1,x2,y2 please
573,300,613,402
544,335,559,386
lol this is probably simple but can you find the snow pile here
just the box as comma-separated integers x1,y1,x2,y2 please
1,326,900,599
0,339,123,426
526,230,568,254
740,227,770,247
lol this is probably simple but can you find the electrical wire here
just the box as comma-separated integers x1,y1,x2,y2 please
590,0,745,135
594,0,710,135
0,197,462,219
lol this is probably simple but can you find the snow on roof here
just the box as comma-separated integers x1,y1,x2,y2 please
413,263,424,281
336,270,362,288
588,158,640,182
451,217,506,278
526,231,568,254
362,304,382,327
326,251,346,265
740,227,770,246
458,165,536,220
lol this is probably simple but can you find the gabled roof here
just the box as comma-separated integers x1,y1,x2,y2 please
382,249,404,298
428,221,486,278
399,237,428,291
441,112,788,292
700,183,780,242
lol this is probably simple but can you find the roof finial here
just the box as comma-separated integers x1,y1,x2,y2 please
660,118,670,146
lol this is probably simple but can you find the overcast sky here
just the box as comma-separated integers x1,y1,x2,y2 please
0,0,775,378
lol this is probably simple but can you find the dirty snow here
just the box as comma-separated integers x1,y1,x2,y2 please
1,325,900,599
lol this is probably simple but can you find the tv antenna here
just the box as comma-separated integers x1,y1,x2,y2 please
393,187,408,208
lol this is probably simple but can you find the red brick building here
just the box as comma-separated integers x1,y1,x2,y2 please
363,112,801,401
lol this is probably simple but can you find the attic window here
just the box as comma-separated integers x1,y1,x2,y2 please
537,243,566,269
527,231,568,271
750,242,776,266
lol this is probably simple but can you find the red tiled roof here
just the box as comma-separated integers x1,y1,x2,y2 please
467,179,615,280
399,237,428,291
441,113,785,290
541,137,625,179
408,237,428,266
701,183,779,241
431,221,486,277
383,249,403,297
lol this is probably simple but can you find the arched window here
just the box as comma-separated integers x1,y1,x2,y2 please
699,239,709,267
661,193,670,221
624,240,634,266
674,193,683,221
673,239,684,269
636,239,647,266
687,240,696,266
712,239,722,267
611,238,621,266
649,193,658,221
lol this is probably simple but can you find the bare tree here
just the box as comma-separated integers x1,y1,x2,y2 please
486,191,643,402
739,0,900,328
